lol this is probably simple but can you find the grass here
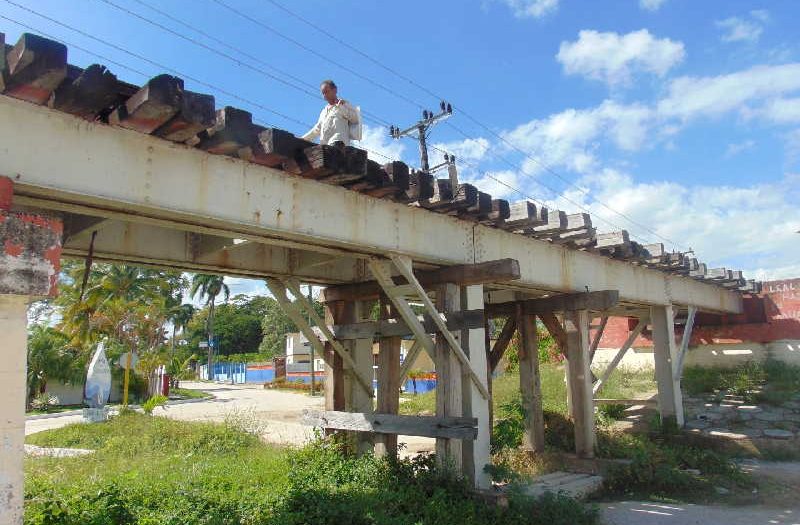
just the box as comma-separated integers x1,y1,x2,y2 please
26,404,84,416
401,362,656,418
170,387,210,400
25,413,599,525
683,359,800,405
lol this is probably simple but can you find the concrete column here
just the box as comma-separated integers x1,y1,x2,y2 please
460,284,491,490
0,295,29,525
564,309,595,458
0,179,63,525
651,305,684,428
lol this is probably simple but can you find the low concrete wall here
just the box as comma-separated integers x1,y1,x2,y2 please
594,339,800,370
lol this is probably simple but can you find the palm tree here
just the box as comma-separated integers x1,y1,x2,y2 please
169,303,196,355
190,274,230,379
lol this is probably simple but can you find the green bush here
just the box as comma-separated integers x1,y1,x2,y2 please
141,394,168,415
25,414,600,525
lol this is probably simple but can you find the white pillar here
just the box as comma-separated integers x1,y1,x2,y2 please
0,295,29,525
460,284,491,490
651,305,684,427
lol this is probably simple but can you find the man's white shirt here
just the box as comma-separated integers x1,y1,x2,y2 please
302,100,359,146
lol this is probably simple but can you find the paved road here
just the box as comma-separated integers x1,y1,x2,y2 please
602,501,800,525
26,382,436,454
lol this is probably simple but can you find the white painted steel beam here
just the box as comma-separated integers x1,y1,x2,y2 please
0,96,741,313
59,220,361,283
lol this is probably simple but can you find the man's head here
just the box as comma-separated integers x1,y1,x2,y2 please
320,79,338,104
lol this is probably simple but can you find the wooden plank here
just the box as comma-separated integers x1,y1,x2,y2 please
487,290,620,316
328,308,485,339
4,33,67,105
422,180,479,211
488,316,517,373
302,410,478,440
435,282,464,464
517,307,545,453
196,106,253,155
109,74,183,133
406,170,435,202
530,210,568,235
564,309,595,459
254,127,315,168
323,258,521,302
593,316,648,395
375,161,411,200
318,145,368,185
594,398,657,406
458,191,492,219
538,311,567,351
503,200,548,230
375,298,401,456
155,90,215,143
280,279,374,398
398,339,423,383
0,33,6,92
48,64,118,120
588,315,608,363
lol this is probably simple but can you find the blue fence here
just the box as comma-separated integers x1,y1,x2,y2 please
200,362,437,393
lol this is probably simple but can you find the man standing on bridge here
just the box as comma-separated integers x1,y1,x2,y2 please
302,79,361,147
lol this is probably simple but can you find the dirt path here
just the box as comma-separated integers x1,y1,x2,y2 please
602,460,800,525
25,382,436,455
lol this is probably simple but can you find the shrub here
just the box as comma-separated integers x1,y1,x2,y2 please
29,393,59,412
142,394,168,415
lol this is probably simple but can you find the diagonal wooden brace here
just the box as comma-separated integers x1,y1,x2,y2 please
369,256,490,400
265,278,374,399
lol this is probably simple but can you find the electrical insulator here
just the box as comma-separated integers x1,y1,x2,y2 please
447,103,452,113
440,101,446,112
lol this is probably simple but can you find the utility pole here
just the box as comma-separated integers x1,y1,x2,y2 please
390,101,453,173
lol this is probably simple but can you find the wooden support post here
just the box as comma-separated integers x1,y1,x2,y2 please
435,283,463,470
517,305,545,453
488,315,517,373
564,309,595,459
675,306,697,380
375,296,401,458
324,301,345,412
484,316,494,432
338,300,374,454
459,285,491,489
0,296,29,525
651,305,684,428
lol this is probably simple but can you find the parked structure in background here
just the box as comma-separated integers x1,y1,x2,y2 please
594,278,800,370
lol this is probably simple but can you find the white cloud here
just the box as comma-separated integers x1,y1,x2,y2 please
433,137,490,163
725,140,756,158
358,124,406,163
716,10,769,43
639,0,667,11
501,101,654,175
785,129,800,167
761,98,800,124
552,170,800,279
556,29,685,86
499,0,558,18
658,63,800,120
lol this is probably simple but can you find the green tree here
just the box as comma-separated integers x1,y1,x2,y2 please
190,274,230,375
26,325,83,406
258,296,301,359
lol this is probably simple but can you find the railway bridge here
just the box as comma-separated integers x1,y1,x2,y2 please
0,32,751,523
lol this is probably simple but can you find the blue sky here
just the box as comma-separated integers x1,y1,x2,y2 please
2,0,799,298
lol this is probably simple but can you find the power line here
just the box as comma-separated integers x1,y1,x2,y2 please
0,6,399,165
97,0,394,132
255,0,686,250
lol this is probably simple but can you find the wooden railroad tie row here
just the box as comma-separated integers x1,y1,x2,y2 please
0,30,757,293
